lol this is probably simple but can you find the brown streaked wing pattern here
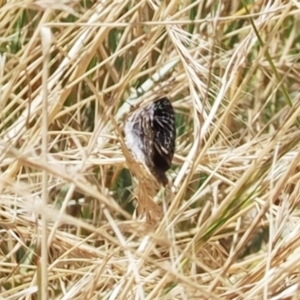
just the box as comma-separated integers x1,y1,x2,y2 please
150,97,176,173
124,97,176,185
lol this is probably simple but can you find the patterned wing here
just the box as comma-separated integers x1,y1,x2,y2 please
124,97,176,185
150,97,176,173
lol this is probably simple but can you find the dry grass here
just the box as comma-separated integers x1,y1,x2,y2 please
1,0,300,299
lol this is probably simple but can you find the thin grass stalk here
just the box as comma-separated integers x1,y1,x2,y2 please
40,25,51,299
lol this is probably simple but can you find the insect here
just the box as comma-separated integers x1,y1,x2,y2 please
124,97,176,186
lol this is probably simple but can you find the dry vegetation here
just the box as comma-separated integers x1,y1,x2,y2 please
1,0,300,299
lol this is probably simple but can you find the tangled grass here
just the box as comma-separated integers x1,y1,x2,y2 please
1,0,300,299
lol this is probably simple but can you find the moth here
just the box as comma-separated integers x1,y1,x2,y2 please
124,97,176,185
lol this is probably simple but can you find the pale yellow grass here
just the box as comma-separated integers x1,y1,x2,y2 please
1,0,300,299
